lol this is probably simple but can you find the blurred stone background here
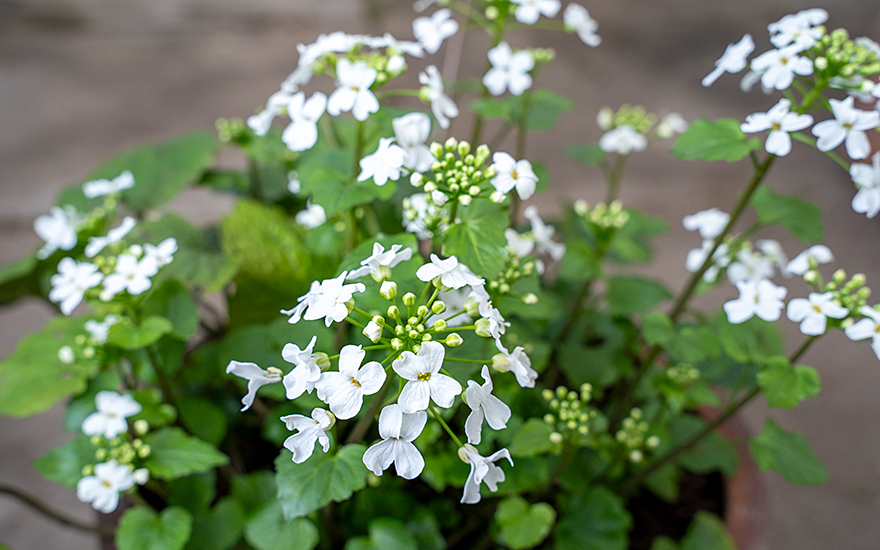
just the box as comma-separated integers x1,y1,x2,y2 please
2,0,879,548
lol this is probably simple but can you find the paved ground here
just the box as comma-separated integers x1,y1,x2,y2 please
2,1,880,548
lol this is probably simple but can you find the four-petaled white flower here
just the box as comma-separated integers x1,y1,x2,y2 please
358,137,406,186
84,314,118,344
281,408,334,464
768,9,827,51
750,45,813,91
685,240,730,282
315,345,386,419
100,254,158,300
723,279,787,324
81,391,142,438
511,0,560,25
727,247,776,284
702,34,754,87
682,208,729,240
282,92,327,152
295,200,327,229
416,254,484,290
505,228,535,258
493,341,538,388
656,113,688,139
34,205,80,260
85,216,137,258
83,171,135,199
362,404,427,479
478,300,509,341
491,152,538,200
392,112,434,172
483,42,534,96
785,244,833,276
464,365,511,445
459,444,513,504
850,152,880,218
281,336,322,400
523,206,566,261
393,341,462,413
413,8,458,54
599,125,647,155
282,273,366,327
740,98,813,157
787,292,848,336
144,238,178,268
564,3,601,47
281,280,321,324
327,59,380,121
844,305,880,360
248,90,293,136
76,460,136,514
812,96,880,160
419,65,459,129
347,242,413,281
226,360,283,411
49,258,104,315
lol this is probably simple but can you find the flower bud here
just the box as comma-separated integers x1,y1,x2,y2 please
444,137,458,152
490,191,506,204
852,273,867,287
95,449,108,460
57,345,75,365
402,292,417,307
549,432,564,444
804,270,819,284
133,419,150,436
416,305,430,319
363,321,382,343
457,140,471,157
421,333,433,341
464,297,481,317
431,300,447,315
380,281,398,300
597,107,614,130
313,352,331,371
445,333,463,347
629,450,644,463
410,173,424,187
81,465,94,476
391,338,405,351
433,319,447,331
833,269,847,285
474,318,492,337
387,305,400,319
543,414,556,424
523,293,538,305
646,435,660,448
484,5,499,20
138,445,151,458
430,142,444,159
458,194,472,206
133,468,150,485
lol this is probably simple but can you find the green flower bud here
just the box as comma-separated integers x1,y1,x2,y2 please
549,432,564,444
457,141,471,157
95,449,108,460
541,389,554,401
444,137,458,152
402,292,417,307
387,305,400,319
372,315,386,328
391,338,405,351
833,268,847,285
629,450,644,463
133,419,149,436
138,445,151,458
475,144,491,165
458,194,472,206
445,333,463,347
431,300,447,315
82,465,94,476
433,319,448,331
380,282,398,302
430,142,444,159
544,414,556,424
474,318,492,337
313,352,331,371
416,305,430,319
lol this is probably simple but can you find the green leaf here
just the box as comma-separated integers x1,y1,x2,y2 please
557,239,600,282
469,98,513,121
666,415,739,477
107,316,174,350
667,325,721,363
243,503,318,550
298,149,397,217
33,435,97,487
750,186,823,242
169,473,216,514
649,537,679,550
554,488,631,550
275,444,368,520
509,418,555,457
0,316,100,417
679,511,737,550
495,496,556,550
177,396,228,447
564,143,607,166
608,208,667,264
143,427,229,480
184,498,245,550
748,418,828,484
0,255,40,306
642,312,674,346
230,471,276,518
715,315,783,365
442,207,508,278
526,90,574,131
344,518,418,550
116,506,193,550
670,118,759,162
143,281,200,340
757,357,821,408
606,276,672,315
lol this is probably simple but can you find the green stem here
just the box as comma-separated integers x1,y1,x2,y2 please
444,357,492,364
431,406,464,447
605,153,627,203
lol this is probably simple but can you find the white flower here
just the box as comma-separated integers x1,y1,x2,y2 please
768,9,827,51
84,314,119,344
34,206,80,260
844,306,880,360
281,280,321,324
362,404,427,479
347,242,413,280
419,65,459,129
392,341,462,412
787,292,848,336
785,245,833,276
393,113,434,172
281,408,333,464
511,0,560,25
483,42,534,96
81,391,142,438
599,125,647,155
685,240,730,282
282,272,366,327
413,8,458,54
295,200,327,228
248,90,293,136
315,345,386,419
505,228,535,258
358,137,406,186
226,360,283,411
464,365,511,445
491,152,538,200
682,208,729,240
282,92,327,152
49,258,103,315
100,254,158,299
327,59,380,121
132,468,150,486
363,320,383,343
723,279,787,324
492,341,538,388
656,113,688,138
281,336,322,400
402,193,442,239
702,34,754,87
756,239,788,274
750,45,813,91
850,152,880,218
83,171,135,199
416,254,484,290
478,300,509,340
812,96,880,159
85,216,137,258
523,206,565,261
564,3,601,47
740,98,814,156
76,460,135,514
459,444,513,504
144,238,177,268
727,247,776,284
